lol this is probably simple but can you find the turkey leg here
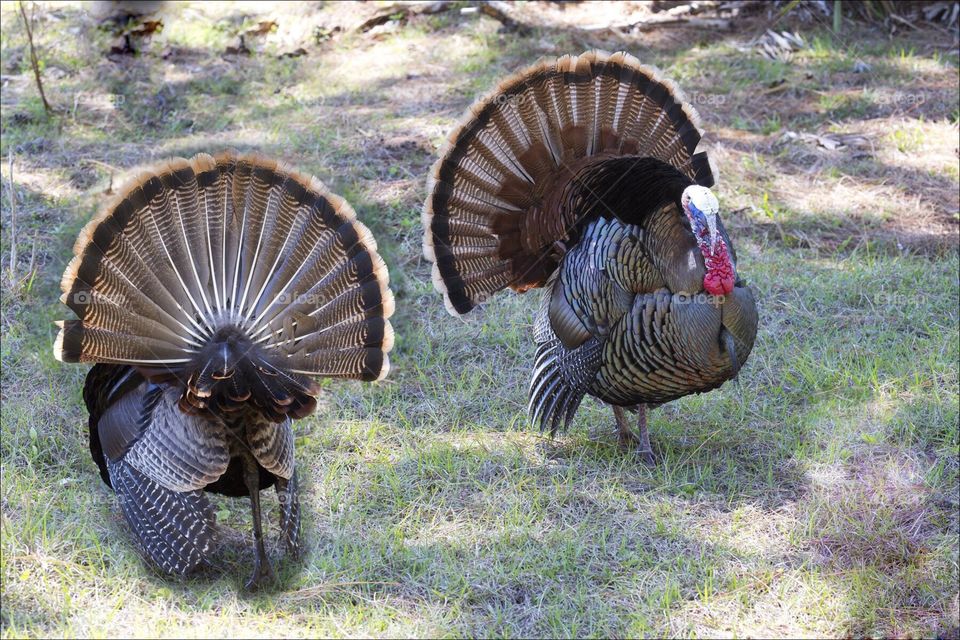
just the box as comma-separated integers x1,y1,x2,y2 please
613,404,655,464
275,471,303,559
240,451,275,590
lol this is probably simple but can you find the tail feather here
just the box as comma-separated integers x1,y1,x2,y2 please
56,151,395,419
64,184,210,340
138,165,216,324
243,175,315,322
287,346,389,382
265,309,392,355
424,50,716,315
62,289,191,348
56,320,191,365
246,218,343,328
254,218,392,331
235,157,283,319
159,161,216,317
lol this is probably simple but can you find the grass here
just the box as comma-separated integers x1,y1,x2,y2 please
1,2,958,638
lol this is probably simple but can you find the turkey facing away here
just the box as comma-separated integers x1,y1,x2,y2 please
423,51,758,462
55,152,395,588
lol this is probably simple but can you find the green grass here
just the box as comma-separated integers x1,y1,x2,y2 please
1,3,958,638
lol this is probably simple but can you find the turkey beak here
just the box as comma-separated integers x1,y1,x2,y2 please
706,215,720,255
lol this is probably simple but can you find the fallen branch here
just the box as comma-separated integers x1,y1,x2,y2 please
354,0,530,35
584,15,733,32
17,1,53,115
353,0,737,39
477,1,532,34
887,12,920,30
354,1,450,32
633,15,733,31
654,1,723,17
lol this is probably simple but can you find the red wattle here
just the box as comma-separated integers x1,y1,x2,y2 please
702,240,735,296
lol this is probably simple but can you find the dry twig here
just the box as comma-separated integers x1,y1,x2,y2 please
354,1,449,32
17,1,53,115
6,153,17,288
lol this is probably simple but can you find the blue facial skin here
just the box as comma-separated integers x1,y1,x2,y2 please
687,201,709,239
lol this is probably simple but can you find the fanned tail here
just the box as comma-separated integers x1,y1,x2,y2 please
423,50,716,315
56,152,395,420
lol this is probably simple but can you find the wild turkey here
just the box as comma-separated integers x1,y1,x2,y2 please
423,51,758,462
55,152,394,587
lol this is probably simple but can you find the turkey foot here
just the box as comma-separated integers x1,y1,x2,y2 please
613,405,655,464
241,452,275,590
276,472,303,559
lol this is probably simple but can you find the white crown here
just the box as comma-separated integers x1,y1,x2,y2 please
681,185,719,216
